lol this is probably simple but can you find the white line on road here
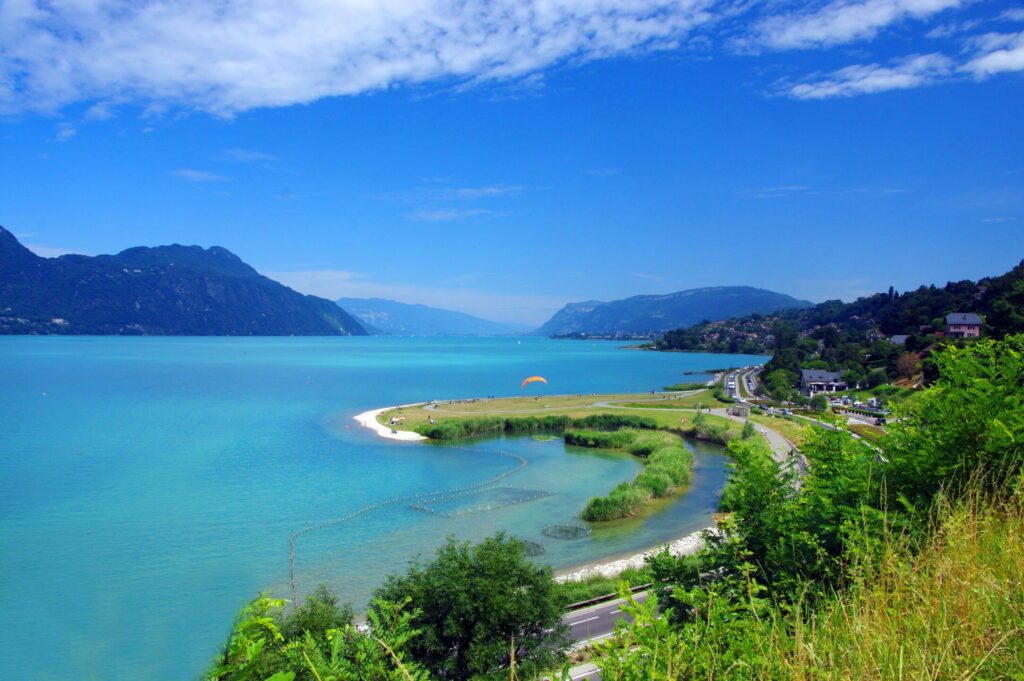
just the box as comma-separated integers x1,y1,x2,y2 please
568,615,599,626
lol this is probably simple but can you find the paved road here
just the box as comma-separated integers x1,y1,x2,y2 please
558,592,651,680
564,591,649,648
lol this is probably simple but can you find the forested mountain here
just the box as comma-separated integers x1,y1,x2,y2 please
656,261,1024,355
534,287,812,337
0,226,367,336
336,297,527,336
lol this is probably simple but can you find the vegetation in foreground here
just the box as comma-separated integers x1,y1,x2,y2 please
594,335,1024,678
211,336,1024,680
596,481,1024,679
210,535,568,681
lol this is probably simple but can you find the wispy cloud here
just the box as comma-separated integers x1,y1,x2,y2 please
54,122,76,142
217,148,278,163
741,184,813,198
0,0,1018,117
0,0,717,116
962,31,1024,77
171,168,229,182
784,53,953,99
749,0,964,50
447,184,522,200
741,184,912,198
404,208,491,222
981,216,1018,223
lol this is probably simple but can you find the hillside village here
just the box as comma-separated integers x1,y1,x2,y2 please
654,260,1023,404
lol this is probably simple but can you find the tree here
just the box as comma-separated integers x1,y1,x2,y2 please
867,367,888,387
809,394,828,412
208,591,426,681
371,533,569,680
884,335,1024,506
280,584,354,643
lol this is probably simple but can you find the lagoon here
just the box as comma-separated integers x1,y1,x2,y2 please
0,336,765,680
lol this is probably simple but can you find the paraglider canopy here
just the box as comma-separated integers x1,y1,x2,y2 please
520,376,548,389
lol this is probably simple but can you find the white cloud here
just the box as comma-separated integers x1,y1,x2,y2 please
786,52,953,98
268,269,566,324
218,148,278,163
54,122,76,142
751,0,963,50
448,184,523,199
0,0,717,116
404,208,491,222
741,184,813,198
170,168,229,182
962,31,1024,77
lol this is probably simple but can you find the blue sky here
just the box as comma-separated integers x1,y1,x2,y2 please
1,0,1022,325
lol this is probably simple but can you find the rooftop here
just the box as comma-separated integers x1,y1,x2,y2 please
801,369,845,383
946,312,982,325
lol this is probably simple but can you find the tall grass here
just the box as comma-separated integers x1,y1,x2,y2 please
415,413,657,440
772,484,1024,679
571,430,694,521
595,479,1024,679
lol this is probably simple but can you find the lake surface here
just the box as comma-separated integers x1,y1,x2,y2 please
0,336,765,680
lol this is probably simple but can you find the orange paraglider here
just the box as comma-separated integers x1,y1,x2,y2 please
520,376,548,389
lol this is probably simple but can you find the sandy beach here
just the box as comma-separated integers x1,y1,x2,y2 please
555,526,716,583
353,404,428,441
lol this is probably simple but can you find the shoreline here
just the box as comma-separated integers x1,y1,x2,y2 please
353,404,428,441
554,525,716,583
355,399,722,582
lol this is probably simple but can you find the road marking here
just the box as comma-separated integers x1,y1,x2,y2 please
568,615,599,626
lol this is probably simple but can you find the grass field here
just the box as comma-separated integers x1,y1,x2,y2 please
377,392,743,441
848,422,887,445
748,413,816,447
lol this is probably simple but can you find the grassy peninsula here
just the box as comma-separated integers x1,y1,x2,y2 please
376,388,750,522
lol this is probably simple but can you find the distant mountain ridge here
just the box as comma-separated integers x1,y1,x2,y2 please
0,226,367,336
337,297,527,336
534,286,812,337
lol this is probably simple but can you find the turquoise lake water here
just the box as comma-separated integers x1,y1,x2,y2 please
0,336,766,680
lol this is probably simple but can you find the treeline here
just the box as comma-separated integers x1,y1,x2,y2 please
654,259,1024,358
567,429,694,521
413,413,657,440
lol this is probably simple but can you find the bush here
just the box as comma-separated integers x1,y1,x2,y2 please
371,534,569,680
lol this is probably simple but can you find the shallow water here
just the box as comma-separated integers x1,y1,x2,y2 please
0,336,764,680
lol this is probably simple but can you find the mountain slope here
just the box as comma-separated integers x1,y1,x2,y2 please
534,286,812,337
337,297,526,336
0,226,367,336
